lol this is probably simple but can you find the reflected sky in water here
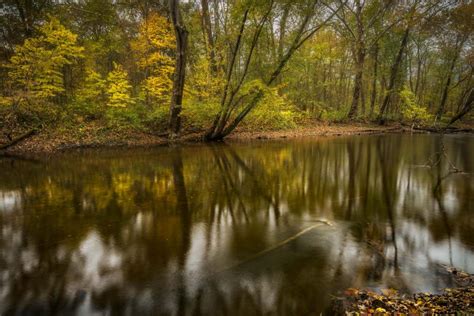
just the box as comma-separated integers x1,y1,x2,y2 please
0,133,473,315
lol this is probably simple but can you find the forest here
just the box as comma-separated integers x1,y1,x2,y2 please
0,1,474,314
0,0,473,148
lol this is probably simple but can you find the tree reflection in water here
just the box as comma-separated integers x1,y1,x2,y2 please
0,134,473,314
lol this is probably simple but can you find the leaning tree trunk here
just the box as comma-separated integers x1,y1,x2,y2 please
204,1,344,140
445,87,473,128
435,44,462,121
168,0,188,139
278,3,290,61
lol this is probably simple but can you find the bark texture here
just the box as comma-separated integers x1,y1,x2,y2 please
169,0,188,139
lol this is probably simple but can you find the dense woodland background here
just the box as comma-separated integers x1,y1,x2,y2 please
0,0,472,142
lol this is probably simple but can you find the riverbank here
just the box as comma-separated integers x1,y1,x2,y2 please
0,121,472,155
331,266,474,314
332,286,474,314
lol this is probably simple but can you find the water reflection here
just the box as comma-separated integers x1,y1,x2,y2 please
0,134,473,314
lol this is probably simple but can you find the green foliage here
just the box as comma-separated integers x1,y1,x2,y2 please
74,68,107,118
78,69,106,103
187,56,224,100
399,86,432,125
182,80,299,131
143,106,170,131
182,100,220,129
105,106,142,130
0,17,84,132
102,63,140,129
320,108,350,122
244,86,299,130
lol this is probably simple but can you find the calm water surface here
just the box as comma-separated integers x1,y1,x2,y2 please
0,134,473,315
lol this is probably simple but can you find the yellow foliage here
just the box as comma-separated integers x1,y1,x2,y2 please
143,76,172,102
131,13,175,104
132,13,175,69
203,80,299,130
187,57,224,99
245,84,299,130
106,63,133,107
77,68,106,103
0,96,14,107
399,85,432,124
6,17,84,102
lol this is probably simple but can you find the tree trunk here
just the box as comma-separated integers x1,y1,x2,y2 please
414,43,422,95
347,0,364,119
361,75,366,116
168,0,188,139
278,4,290,61
445,88,473,128
370,44,378,116
205,1,343,140
348,48,365,119
435,40,463,121
378,27,410,123
200,0,217,74
205,9,250,140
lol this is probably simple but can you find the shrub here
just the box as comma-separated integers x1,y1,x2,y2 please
399,85,432,126
105,106,142,130
182,99,220,129
143,105,169,131
320,108,349,122
244,86,299,130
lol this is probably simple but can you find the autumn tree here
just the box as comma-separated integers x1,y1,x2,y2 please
131,12,175,105
77,68,106,106
106,62,133,108
4,17,84,107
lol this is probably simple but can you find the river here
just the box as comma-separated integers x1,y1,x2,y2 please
0,133,473,314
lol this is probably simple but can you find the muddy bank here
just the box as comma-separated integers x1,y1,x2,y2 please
0,121,472,155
